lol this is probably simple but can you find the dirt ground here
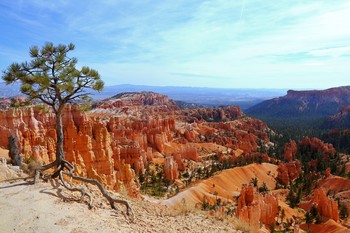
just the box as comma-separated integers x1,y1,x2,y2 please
0,160,240,233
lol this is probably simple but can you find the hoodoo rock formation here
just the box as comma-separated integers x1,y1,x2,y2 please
277,160,302,185
299,186,341,224
0,105,141,197
178,106,242,122
314,188,339,222
237,185,279,231
283,140,297,162
0,92,273,198
164,156,179,180
298,137,336,158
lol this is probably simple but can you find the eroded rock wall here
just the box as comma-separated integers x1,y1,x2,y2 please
237,185,278,231
0,105,142,197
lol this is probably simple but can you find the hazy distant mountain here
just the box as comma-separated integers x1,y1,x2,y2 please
0,82,286,109
0,82,21,97
93,84,286,109
246,86,350,127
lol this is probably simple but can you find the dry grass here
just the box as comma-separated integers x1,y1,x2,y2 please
118,183,129,197
20,160,41,175
233,218,254,233
169,198,199,216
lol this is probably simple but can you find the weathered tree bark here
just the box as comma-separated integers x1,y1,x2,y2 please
8,135,22,166
56,110,65,163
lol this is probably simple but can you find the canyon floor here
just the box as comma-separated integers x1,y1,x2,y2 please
0,161,240,233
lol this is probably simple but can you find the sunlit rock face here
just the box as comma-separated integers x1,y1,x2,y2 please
0,92,273,198
237,185,278,231
163,156,178,180
299,187,340,223
277,140,300,186
0,92,182,197
314,188,339,222
0,105,140,197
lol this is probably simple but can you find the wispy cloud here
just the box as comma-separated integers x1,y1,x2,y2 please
1,0,350,89
169,72,229,80
308,46,350,57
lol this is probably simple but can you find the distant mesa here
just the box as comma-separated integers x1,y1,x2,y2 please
101,91,179,108
107,91,203,109
93,91,243,122
246,86,350,128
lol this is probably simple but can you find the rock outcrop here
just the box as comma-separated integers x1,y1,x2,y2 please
298,137,336,158
277,160,302,185
95,91,180,117
178,117,270,155
101,91,179,108
314,188,339,222
164,156,178,180
283,140,297,162
0,96,28,110
178,106,242,123
237,185,278,231
0,91,273,198
0,105,141,197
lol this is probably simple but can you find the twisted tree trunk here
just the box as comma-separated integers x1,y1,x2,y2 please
34,108,134,221
8,135,22,166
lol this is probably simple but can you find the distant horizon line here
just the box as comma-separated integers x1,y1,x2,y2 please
1,81,349,91
103,83,349,91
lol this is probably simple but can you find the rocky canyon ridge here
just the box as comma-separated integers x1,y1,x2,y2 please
0,91,350,232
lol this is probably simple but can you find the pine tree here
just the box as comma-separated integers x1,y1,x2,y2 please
2,42,133,219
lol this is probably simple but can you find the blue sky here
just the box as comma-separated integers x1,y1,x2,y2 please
1,0,350,89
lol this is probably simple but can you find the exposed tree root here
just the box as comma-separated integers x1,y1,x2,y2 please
34,160,58,183
34,159,134,222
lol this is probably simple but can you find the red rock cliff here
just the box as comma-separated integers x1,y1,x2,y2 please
0,105,141,197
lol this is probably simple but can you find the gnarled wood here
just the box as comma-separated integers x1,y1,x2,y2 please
35,159,134,222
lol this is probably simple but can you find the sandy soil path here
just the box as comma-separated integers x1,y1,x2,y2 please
0,178,239,233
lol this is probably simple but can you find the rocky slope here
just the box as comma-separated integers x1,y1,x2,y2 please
0,92,270,198
2,90,350,232
161,162,307,232
300,219,350,233
246,86,350,125
161,163,278,208
323,105,350,129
